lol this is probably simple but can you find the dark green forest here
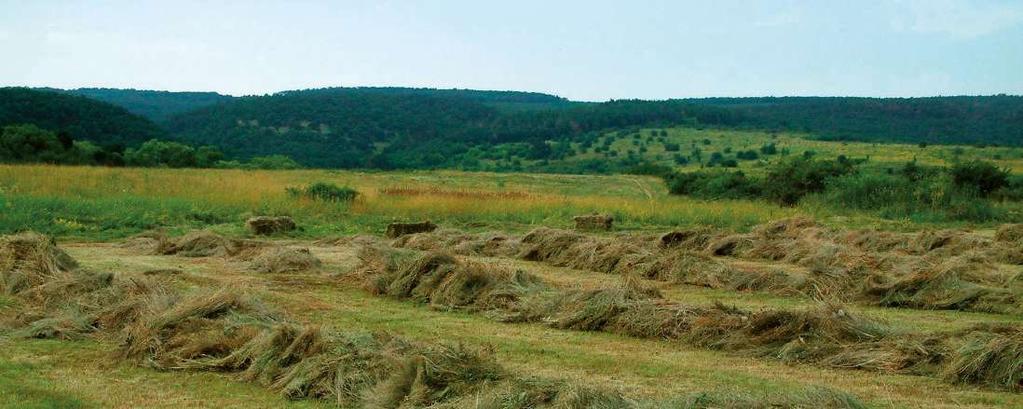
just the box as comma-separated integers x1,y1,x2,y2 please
0,88,166,148
686,96,1023,146
2,86,1022,171
166,88,737,168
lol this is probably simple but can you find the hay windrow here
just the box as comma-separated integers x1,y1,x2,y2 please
355,246,1023,391
393,218,1023,315
0,231,878,406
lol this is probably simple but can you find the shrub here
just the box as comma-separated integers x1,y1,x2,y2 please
736,150,759,161
665,171,761,200
287,182,358,202
247,155,302,170
763,157,857,205
626,162,674,177
760,143,778,155
814,172,1000,222
949,160,1010,197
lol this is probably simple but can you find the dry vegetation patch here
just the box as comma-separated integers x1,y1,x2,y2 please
354,245,1023,391
392,217,1023,314
1,231,877,407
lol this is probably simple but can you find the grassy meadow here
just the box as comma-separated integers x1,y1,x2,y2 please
3,130,1023,408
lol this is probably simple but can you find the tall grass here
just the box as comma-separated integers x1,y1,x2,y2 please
0,164,984,239
0,165,804,237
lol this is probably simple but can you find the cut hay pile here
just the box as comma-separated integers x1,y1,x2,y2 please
247,247,322,274
245,216,297,236
995,224,1023,244
392,229,523,258
156,230,248,257
573,214,614,231
385,221,438,238
1,232,79,294
518,228,655,275
863,253,1022,313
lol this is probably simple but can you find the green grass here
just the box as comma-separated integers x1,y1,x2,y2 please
0,359,86,409
56,243,1023,408
0,339,329,409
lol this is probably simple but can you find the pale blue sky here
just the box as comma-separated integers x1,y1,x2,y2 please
1,0,1021,100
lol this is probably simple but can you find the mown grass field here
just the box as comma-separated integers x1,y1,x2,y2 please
2,132,1023,408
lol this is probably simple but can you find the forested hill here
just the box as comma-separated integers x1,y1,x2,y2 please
686,96,1023,146
5,86,1022,170
48,88,234,122
165,87,732,168
0,87,166,147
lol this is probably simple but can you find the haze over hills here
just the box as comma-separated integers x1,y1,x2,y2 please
2,86,1022,170
52,88,235,123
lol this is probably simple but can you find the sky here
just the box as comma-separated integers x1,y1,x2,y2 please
1,0,1021,101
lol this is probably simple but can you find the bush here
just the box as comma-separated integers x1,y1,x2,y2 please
124,139,226,168
626,162,674,177
248,155,302,170
763,157,857,205
287,182,358,202
736,150,759,161
813,172,1001,222
949,160,1009,197
665,171,761,200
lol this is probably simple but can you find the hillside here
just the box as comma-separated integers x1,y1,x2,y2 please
0,87,166,147
688,96,1023,146
165,87,731,168
54,88,234,122
7,86,1023,170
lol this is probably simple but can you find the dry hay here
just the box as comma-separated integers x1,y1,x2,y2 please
658,229,715,250
118,230,169,252
313,234,381,247
944,325,1023,390
247,247,322,274
995,224,1023,244
863,253,1022,314
148,230,270,258
361,249,544,313
389,218,1023,315
353,246,1023,390
0,234,874,406
385,221,438,238
518,228,653,276
156,230,243,257
572,214,614,231
245,216,297,236
392,229,523,259
1,232,80,295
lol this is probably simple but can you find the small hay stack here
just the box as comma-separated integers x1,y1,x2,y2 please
995,224,1023,244
573,214,613,231
0,232,79,294
246,216,297,236
157,231,243,257
248,247,322,274
385,221,438,238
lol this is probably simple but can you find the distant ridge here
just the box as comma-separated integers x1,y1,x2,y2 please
0,87,166,147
